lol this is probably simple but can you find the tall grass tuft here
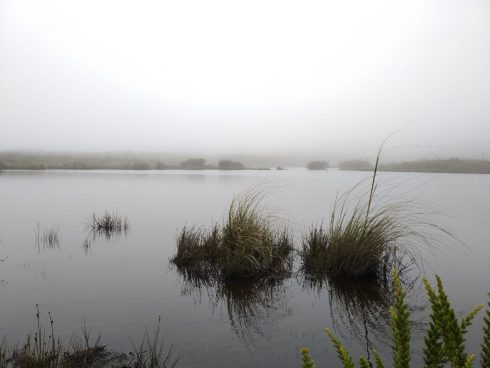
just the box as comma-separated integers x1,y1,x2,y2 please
172,189,293,281
301,145,447,280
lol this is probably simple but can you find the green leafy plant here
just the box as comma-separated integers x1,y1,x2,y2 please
301,271,489,368
482,293,490,368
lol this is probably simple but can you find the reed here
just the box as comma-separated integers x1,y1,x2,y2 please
129,317,178,368
0,306,177,368
86,211,129,241
88,211,129,233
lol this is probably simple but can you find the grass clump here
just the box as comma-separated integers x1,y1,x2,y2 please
87,211,129,240
301,145,445,280
300,271,489,368
88,211,129,233
0,306,178,368
301,197,412,279
172,189,293,281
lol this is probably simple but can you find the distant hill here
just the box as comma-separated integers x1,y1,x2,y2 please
338,160,372,171
379,158,490,174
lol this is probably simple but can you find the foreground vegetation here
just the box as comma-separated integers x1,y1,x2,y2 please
171,190,293,281
301,272,490,368
0,306,178,368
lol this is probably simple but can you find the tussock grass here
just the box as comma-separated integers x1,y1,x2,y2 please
301,200,414,279
172,189,293,281
301,145,449,280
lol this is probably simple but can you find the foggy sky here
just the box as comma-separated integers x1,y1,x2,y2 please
1,0,489,161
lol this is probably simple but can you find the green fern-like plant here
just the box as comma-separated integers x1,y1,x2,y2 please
422,277,446,368
482,293,490,368
390,271,410,368
300,347,316,368
324,328,355,368
373,350,385,368
434,276,482,368
301,273,489,368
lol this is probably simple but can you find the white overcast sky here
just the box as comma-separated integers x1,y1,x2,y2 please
1,0,489,159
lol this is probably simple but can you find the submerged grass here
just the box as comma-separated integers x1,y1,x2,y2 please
88,211,129,234
172,189,293,281
85,211,130,242
35,224,61,249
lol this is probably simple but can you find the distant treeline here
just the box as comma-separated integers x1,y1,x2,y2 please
338,160,373,171
0,153,259,171
306,160,329,170
338,158,490,174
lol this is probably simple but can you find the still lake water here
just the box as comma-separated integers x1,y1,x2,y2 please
1,169,489,367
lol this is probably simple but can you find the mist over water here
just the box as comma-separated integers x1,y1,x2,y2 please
1,0,490,160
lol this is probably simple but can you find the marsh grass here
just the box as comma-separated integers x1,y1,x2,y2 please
87,211,129,237
172,189,293,281
129,317,178,368
82,212,130,253
301,145,451,280
0,306,177,368
35,224,60,249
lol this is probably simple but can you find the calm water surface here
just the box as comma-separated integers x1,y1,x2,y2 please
1,169,489,367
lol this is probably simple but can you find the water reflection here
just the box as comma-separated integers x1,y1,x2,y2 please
0,254,6,288
177,268,291,345
34,224,61,252
302,274,392,358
